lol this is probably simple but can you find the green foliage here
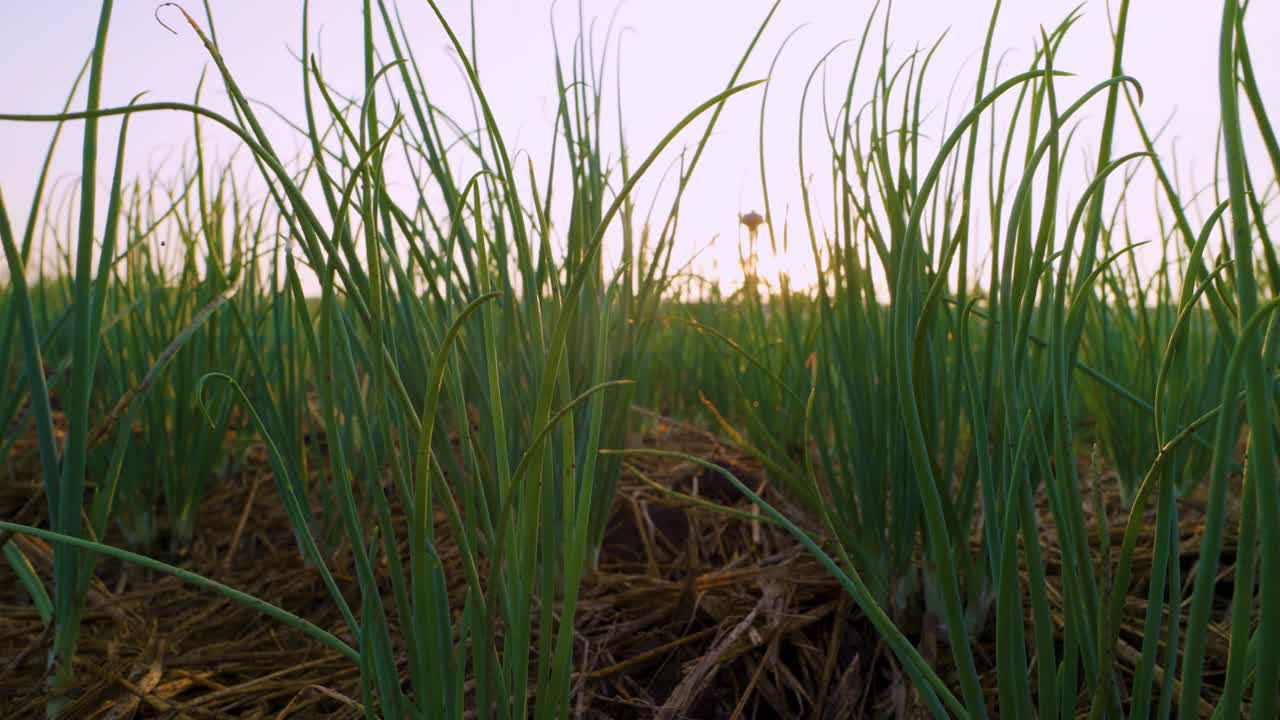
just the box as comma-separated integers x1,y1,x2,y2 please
2,1,1279,718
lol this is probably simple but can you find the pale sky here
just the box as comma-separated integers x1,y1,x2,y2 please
2,1,1277,292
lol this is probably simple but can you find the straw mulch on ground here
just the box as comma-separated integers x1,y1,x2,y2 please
1,419,1244,718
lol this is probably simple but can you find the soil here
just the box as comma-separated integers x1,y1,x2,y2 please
0,419,1245,718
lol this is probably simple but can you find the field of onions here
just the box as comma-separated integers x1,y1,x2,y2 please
2,1,1278,717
